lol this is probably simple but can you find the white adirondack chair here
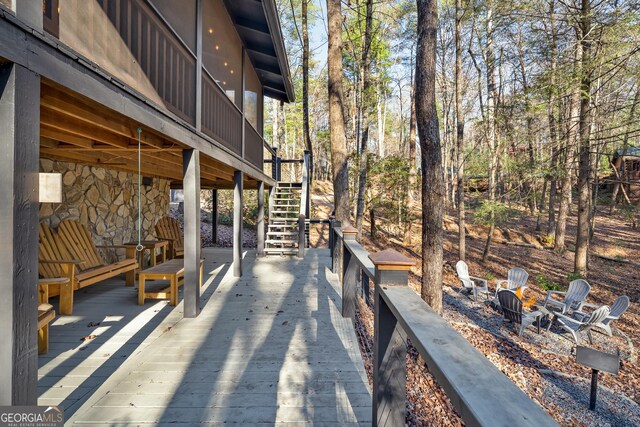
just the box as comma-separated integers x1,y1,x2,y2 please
495,267,529,297
456,260,491,302
553,305,610,345
574,295,630,336
543,279,591,315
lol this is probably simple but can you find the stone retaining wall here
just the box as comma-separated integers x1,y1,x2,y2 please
39,159,170,263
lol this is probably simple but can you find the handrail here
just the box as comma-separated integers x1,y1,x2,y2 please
331,226,560,427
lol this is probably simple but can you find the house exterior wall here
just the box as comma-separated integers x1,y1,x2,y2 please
39,159,170,263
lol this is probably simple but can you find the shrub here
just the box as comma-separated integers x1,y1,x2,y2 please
566,272,583,283
535,274,563,292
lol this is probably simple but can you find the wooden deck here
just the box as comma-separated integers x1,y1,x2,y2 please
38,248,371,425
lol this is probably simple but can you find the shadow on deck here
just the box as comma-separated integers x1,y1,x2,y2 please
39,248,371,425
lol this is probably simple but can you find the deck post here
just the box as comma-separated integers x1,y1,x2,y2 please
183,149,201,318
257,181,265,257
370,249,414,427
271,146,277,179
331,221,341,274
211,189,218,245
233,170,243,277
276,156,282,181
341,226,358,319
0,63,40,405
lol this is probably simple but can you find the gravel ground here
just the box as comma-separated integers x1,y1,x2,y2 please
440,285,640,427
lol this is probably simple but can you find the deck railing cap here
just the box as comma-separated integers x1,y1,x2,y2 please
369,249,414,271
341,225,358,235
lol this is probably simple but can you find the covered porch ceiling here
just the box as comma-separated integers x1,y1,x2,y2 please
39,80,262,190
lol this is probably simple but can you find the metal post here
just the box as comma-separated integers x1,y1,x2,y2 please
183,149,201,318
590,369,599,411
0,63,40,405
341,226,358,319
370,249,414,427
233,170,243,277
298,214,306,258
257,181,265,257
211,189,218,245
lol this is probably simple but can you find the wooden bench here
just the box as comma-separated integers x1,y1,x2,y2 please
155,216,184,259
138,259,203,306
38,221,139,315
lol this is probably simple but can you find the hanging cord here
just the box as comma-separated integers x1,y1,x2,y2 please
136,128,144,252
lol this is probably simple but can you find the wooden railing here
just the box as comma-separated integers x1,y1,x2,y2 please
96,0,197,125
330,226,559,427
244,121,264,170
201,72,242,155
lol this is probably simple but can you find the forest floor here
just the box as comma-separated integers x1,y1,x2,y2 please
310,180,640,427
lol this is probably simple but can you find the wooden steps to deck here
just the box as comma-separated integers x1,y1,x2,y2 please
265,183,302,255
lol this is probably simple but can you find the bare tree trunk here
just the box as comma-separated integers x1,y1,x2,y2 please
356,0,374,235
416,0,444,314
408,46,418,204
455,0,465,261
272,98,280,148
547,0,559,236
482,2,498,263
278,101,285,149
327,0,351,223
555,43,582,252
302,0,312,155
574,0,593,276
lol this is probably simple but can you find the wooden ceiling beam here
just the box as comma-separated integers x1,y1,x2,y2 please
41,84,169,149
41,124,95,149
41,108,130,148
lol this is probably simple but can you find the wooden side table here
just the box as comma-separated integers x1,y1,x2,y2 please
124,240,169,286
137,259,203,306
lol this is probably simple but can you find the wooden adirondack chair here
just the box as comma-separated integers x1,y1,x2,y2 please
38,221,138,315
37,279,61,354
155,216,184,259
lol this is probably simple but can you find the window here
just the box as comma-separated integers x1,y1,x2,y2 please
244,52,263,133
42,0,59,37
202,0,242,107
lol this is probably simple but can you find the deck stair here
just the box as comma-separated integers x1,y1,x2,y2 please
265,182,305,255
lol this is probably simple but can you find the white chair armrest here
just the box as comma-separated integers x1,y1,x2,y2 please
580,302,598,309
469,276,488,286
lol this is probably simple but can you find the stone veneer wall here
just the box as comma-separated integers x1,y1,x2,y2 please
39,159,170,263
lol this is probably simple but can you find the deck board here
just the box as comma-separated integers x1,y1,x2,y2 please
39,248,371,425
